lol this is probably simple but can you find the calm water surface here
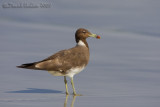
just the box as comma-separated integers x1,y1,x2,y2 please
0,0,160,107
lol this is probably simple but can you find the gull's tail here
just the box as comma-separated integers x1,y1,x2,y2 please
17,62,37,69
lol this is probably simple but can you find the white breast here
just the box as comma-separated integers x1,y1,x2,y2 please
66,66,85,78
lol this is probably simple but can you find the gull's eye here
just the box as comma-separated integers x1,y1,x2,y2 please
82,30,86,33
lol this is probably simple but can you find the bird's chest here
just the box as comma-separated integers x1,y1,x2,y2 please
66,66,85,78
72,47,90,65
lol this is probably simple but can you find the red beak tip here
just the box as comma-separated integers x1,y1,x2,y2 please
96,35,101,39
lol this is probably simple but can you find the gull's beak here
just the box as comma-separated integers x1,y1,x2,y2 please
89,33,101,39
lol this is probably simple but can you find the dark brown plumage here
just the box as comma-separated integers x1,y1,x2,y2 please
17,28,100,95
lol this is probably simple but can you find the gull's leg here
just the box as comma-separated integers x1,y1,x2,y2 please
70,77,82,96
71,77,77,95
64,76,69,95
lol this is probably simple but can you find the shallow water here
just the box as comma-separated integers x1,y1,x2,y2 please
0,0,160,107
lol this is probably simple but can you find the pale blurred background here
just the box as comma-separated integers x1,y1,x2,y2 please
0,0,160,107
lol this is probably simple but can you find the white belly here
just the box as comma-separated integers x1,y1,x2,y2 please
48,70,64,76
48,66,85,78
66,66,85,78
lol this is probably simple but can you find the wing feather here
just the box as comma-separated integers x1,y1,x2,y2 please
35,46,89,72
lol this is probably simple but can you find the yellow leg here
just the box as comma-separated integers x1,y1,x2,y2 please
64,76,69,95
71,77,77,95
71,77,82,96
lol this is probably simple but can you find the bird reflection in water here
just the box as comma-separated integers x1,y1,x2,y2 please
64,95,77,107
